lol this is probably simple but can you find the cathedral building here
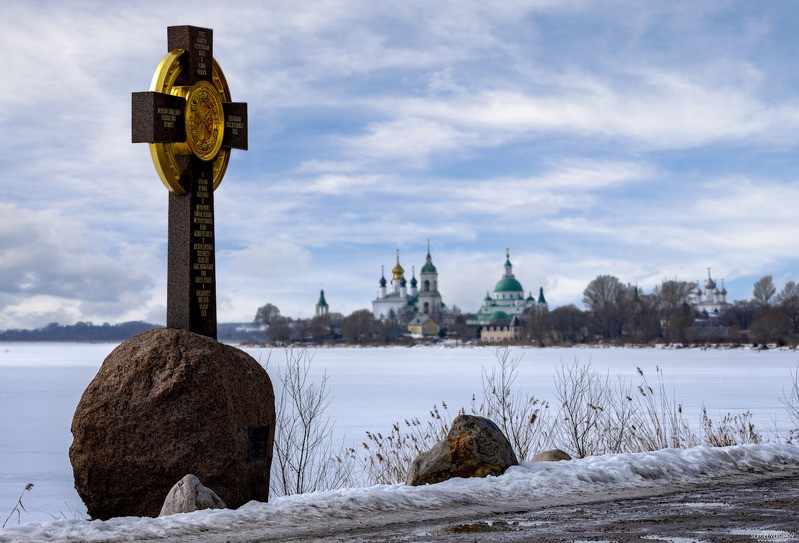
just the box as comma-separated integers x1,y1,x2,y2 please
470,249,548,326
372,244,450,324
690,269,730,318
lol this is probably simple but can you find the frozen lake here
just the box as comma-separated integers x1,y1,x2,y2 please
1,342,797,525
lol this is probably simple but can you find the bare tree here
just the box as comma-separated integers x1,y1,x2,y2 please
748,310,791,345
268,316,292,344
752,275,776,308
653,279,695,341
583,275,629,339
340,309,378,344
550,304,588,344
254,303,281,326
308,315,331,344
654,280,694,313
777,281,799,335
270,348,353,496
627,290,662,343
523,307,552,346
721,300,756,331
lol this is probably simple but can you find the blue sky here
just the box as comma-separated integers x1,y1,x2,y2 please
2,1,799,329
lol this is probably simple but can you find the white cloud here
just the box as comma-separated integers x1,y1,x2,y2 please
340,118,478,167
302,174,384,195
0,203,160,329
387,66,799,151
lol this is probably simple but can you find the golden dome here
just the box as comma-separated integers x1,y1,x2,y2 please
391,251,405,281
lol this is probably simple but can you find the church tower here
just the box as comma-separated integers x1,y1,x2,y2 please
315,289,329,316
417,241,441,318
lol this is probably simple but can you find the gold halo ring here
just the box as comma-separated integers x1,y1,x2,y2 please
148,49,231,195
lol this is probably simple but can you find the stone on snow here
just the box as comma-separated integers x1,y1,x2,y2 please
406,414,518,486
160,474,226,516
531,448,572,462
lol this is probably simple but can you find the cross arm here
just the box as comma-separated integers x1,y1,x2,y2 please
132,91,186,143
222,102,248,150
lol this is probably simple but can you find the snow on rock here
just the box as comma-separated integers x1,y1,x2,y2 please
2,443,798,543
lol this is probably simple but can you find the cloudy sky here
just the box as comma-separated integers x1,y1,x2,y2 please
1,1,799,329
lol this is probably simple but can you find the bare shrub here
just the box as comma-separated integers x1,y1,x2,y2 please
553,362,697,457
596,374,638,454
357,347,553,483
553,359,610,458
269,348,354,496
626,367,697,451
780,363,799,443
471,348,553,460
700,407,762,447
356,403,454,485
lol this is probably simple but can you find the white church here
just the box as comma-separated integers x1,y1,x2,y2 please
690,269,730,318
371,244,452,324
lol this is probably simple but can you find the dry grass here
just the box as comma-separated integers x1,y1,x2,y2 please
3,483,33,528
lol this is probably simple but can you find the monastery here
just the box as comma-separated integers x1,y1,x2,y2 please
690,269,730,320
470,249,548,325
371,244,453,326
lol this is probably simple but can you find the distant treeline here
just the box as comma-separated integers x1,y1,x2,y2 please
0,321,160,341
0,321,268,342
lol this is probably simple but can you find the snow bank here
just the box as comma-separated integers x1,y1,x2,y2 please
2,443,797,542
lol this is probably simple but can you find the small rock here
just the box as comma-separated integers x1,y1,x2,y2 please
531,449,572,462
160,474,226,516
406,414,518,486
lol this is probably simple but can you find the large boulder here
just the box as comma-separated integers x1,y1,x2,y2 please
406,414,518,486
159,474,226,516
70,328,275,520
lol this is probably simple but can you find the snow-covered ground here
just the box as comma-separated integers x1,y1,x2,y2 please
1,342,798,531
1,443,798,542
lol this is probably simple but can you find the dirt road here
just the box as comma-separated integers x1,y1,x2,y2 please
153,470,799,543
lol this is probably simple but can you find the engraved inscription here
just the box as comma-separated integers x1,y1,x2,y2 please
191,175,215,316
195,30,210,76
226,115,244,135
158,107,180,128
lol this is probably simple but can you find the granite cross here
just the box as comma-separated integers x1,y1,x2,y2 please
132,26,248,340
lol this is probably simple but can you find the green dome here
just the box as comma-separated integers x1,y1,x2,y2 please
494,276,524,293
421,262,437,273
487,310,511,321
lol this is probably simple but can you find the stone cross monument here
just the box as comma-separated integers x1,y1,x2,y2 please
132,25,248,339
69,26,274,520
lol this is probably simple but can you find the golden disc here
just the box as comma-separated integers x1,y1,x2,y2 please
148,49,231,194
